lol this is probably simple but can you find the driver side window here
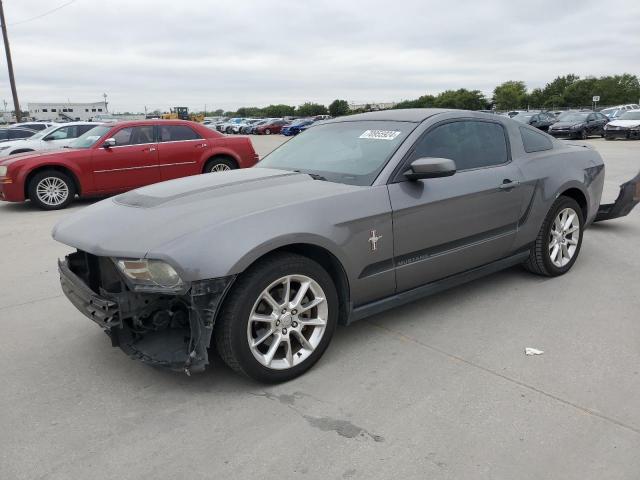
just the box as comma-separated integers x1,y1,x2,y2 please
410,120,509,171
112,126,155,146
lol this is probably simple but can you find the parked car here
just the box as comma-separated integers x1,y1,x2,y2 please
548,111,608,139
0,122,100,156
217,118,246,134
600,107,626,120
511,111,556,131
281,119,315,136
232,119,262,134
0,120,258,209
603,109,640,140
0,127,37,143
254,119,289,135
10,122,56,131
51,109,638,381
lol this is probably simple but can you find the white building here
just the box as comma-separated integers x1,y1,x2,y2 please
28,101,108,121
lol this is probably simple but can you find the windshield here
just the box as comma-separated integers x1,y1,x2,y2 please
30,125,60,140
258,121,415,186
558,112,589,122
68,126,111,149
618,111,640,120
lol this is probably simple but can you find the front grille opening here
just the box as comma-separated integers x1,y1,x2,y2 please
67,250,123,294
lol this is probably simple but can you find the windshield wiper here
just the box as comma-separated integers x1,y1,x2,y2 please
308,173,327,181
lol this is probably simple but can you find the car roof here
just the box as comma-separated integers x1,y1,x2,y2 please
324,108,458,123
101,119,202,128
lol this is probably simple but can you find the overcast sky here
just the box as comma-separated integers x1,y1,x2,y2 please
1,0,639,113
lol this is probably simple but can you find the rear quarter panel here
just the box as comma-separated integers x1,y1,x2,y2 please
507,122,605,250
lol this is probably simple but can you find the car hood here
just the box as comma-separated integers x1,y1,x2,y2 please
52,167,361,263
608,120,640,128
0,148,86,167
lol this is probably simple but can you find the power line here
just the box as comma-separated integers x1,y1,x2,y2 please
7,0,77,27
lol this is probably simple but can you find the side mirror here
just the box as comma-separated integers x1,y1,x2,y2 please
404,157,456,181
43,136,55,141
102,138,116,148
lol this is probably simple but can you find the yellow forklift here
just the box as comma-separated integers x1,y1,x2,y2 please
161,107,204,122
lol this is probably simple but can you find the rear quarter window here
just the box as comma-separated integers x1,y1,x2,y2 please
520,127,553,153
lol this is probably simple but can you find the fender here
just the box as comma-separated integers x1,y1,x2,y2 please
227,232,351,278
19,160,85,195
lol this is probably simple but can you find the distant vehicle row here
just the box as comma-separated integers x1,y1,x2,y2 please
208,116,330,135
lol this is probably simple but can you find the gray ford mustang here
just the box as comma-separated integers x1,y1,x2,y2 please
53,109,639,382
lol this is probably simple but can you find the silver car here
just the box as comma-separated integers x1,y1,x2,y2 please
53,109,639,382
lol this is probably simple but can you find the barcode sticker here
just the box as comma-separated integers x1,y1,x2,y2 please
359,130,401,140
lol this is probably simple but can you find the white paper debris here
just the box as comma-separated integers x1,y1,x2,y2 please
524,347,544,356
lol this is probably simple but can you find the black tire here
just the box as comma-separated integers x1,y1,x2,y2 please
27,169,76,210
225,126,233,134
523,196,584,277
204,157,236,173
214,252,338,383
265,128,272,135
580,129,588,140
605,135,613,141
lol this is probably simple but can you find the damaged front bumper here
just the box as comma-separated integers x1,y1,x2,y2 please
595,171,640,222
59,251,234,375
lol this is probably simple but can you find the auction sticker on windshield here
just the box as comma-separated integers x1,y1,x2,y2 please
359,130,401,140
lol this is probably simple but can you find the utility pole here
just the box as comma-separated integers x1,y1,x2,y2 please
103,92,108,112
0,0,21,122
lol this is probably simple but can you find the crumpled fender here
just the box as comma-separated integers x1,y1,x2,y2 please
595,170,640,222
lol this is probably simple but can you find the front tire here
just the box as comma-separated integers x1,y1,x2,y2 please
523,196,584,276
28,170,75,210
214,252,338,383
265,128,272,135
580,129,588,140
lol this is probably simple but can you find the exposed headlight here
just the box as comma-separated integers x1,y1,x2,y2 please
114,258,185,292
0,166,7,176
570,123,585,130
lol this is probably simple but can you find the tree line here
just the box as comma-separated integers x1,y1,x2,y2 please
200,73,640,117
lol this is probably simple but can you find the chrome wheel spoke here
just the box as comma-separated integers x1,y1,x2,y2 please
251,328,274,348
291,330,314,351
298,296,324,314
549,207,580,268
290,281,310,309
263,334,283,366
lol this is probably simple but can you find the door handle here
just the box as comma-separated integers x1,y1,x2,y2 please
499,180,520,190
195,143,208,148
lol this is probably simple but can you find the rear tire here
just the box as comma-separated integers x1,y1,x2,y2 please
214,252,338,383
523,196,584,277
28,170,75,210
204,157,236,173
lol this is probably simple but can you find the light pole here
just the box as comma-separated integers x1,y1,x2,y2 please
103,93,108,112
0,0,21,122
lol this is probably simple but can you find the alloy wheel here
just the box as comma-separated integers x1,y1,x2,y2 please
36,177,69,207
210,163,231,172
549,207,580,267
247,274,328,370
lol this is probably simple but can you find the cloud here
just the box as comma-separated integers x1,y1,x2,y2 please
1,0,638,112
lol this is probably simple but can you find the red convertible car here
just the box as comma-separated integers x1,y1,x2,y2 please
0,120,258,209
